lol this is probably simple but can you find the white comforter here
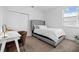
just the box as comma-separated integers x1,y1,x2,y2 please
34,28,65,43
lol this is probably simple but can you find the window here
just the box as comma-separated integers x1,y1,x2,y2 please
63,6,78,27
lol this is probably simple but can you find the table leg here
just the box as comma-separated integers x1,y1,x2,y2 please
1,42,6,52
15,40,20,52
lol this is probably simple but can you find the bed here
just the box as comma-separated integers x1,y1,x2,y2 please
31,20,65,47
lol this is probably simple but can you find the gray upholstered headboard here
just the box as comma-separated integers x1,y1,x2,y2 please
31,20,45,32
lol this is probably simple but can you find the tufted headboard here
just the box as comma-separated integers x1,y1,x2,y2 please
30,20,45,32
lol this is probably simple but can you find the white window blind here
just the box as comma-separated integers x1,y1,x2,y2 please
63,6,78,27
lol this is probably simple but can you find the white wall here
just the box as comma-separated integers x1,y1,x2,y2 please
0,7,4,33
44,7,62,27
3,6,44,36
44,7,79,40
0,7,3,27
4,6,44,20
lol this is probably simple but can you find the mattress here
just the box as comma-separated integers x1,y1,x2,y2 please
34,28,65,43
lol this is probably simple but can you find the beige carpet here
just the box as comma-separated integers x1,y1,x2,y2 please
24,37,79,52
2,36,79,52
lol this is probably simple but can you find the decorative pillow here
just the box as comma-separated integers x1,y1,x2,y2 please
37,25,47,29
33,25,39,29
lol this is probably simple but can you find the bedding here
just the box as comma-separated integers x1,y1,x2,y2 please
34,28,65,43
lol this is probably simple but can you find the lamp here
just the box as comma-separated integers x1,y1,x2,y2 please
2,24,7,38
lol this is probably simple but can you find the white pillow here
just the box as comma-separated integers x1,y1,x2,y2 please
33,25,39,29
38,25,47,29
33,25,47,29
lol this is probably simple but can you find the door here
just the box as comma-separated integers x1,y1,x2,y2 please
5,10,29,35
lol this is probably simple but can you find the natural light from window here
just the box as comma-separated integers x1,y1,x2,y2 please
63,6,78,27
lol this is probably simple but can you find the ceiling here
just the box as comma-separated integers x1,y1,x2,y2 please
33,6,57,11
